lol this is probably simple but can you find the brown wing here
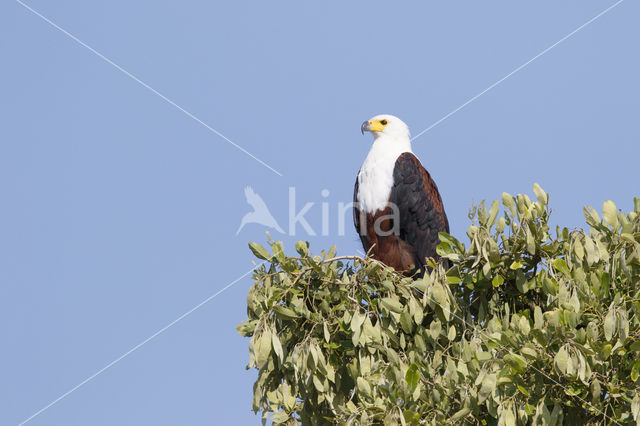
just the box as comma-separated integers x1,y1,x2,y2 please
389,152,449,270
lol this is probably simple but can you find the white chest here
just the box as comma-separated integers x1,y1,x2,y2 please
357,137,412,214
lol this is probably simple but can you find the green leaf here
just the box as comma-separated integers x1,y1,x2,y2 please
603,200,619,228
447,325,456,341
533,183,548,204
604,307,616,341
599,344,612,360
410,278,427,293
400,311,414,334
574,238,584,260
429,319,442,340
510,260,523,270
492,275,504,287
476,351,492,362
350,311,366,333
405,363,420,391
534,306,543,329
554,346,569,375
487,199,499,228
521,347,537,359
255,330,272,368
248,242,271,260
273,305,299,320
356,377,371,397
526,226,536,255
632,393,640,421
431,282,448,307
438,232,464,252
618,309,629,342
312,374,325,392
294,240,309,256
591,380,601,404
504,353,527,373
552,258,570,276
271,332,284,362
362,316,381,343
270,411,290,424
381,297,403,314
436,242,455,258
631,360,640,382
501,404,516,426
323,321,330,343
450,406,472,422
584,236,600,265
541,276,558,296
409,297,423,325
502,192,515,214
584,206,601,225
478,373,496,402
386,347,400,366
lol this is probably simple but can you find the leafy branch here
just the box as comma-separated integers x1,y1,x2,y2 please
238,185,640,425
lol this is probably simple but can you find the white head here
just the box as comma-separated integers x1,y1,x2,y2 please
357,114,413,213
361,114,411,140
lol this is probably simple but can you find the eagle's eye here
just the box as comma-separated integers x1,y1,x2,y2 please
381,120,388,125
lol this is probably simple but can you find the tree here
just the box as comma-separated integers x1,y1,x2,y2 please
237,185,640,425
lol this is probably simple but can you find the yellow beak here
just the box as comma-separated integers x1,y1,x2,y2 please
361,120,385,134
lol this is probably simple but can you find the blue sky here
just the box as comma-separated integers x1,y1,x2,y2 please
1,1,638,424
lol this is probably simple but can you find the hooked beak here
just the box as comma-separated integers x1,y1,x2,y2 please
361,120,385,135
361,120,370,135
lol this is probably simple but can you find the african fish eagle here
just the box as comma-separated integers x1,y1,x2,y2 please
353,114,449,276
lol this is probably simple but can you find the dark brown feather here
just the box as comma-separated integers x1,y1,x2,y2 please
354,153,449,276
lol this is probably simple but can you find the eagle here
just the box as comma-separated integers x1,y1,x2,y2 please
353,114,449,276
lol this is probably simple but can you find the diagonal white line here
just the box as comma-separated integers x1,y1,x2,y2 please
17,264,261,426
411,0,625,142
15,0,283,177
